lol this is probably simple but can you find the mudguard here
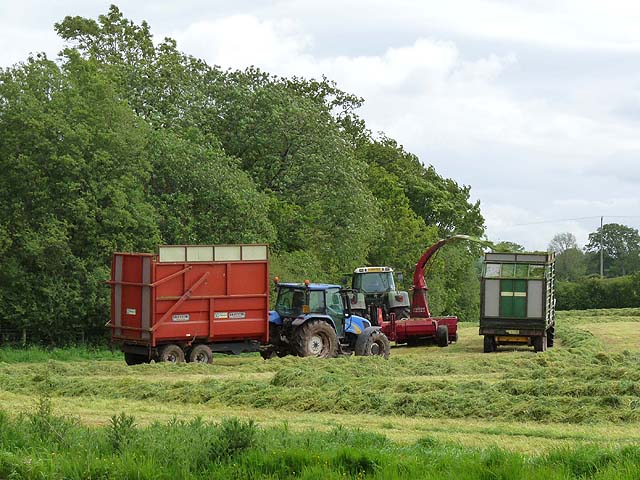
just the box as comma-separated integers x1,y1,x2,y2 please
291,314,337,331
269,310,283,325
387,291,410,309
345,314,372,335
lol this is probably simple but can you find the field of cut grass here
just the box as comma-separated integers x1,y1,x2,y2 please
0,308,639,478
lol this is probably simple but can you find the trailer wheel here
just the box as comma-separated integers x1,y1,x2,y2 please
189,344,213,364
158,344,185,363
546,326,555,348
293,320,338,358
355,327,391,359
124,353,147,365
436,325,449,347
483,335,496,353
533,335,547,353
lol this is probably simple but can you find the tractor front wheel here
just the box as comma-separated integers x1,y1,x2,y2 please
293,320,339,358
355,328,391,359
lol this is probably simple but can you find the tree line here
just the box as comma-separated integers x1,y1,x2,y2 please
548,225,640,310
0,6,484,343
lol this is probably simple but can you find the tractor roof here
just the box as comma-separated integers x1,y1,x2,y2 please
278,282,341,291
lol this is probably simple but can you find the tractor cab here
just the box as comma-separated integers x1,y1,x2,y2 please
266,280,390,359
349,267,410,321
353,267,397,294
274,283,348,336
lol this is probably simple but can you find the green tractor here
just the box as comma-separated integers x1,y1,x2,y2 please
346,267,410,323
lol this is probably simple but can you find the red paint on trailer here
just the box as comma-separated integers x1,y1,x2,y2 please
109,247,269,350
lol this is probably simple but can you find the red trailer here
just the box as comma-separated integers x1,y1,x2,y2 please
108,244,269,365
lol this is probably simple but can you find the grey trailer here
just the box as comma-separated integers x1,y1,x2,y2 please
480,252,556,353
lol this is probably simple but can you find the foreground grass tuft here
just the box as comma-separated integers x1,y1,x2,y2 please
1,406,639,479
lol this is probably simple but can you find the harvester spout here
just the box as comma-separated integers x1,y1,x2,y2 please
410,234,478,318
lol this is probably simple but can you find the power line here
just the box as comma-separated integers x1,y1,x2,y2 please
502,215,640,228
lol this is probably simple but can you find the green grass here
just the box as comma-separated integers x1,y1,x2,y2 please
1,404,640,479
0,345,119,363
0,308,639,477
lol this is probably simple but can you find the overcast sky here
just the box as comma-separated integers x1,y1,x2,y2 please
2,0,640,250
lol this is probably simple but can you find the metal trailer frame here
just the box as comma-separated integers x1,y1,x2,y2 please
108,244,270,361
479,252,556,351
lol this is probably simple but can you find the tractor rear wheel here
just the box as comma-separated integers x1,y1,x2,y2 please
436,325,449,347
293,320,338,358
355,328,391,359
189,344,213,364
483,335,496,353
158,344,185,363
124,352,147,365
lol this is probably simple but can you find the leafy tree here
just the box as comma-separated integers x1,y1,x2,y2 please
548,232,578,254
585,223,640,277
0,5,490,341
0,53,159,342
492,241,525,252
555,248,586,281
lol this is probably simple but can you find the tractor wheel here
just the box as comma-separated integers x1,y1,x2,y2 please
546,326,555,348
355,328,391,359
158,344,185,363
436,325,449,347
189,344,213,364
483,335,496,353
260,349,276,360
533,335,547,353
292,320,338,358
392,308,410,320
124,352,147,366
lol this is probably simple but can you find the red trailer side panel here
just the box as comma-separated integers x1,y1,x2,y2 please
110,245,269,349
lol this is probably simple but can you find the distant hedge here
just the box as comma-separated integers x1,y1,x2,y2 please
556,273,640,310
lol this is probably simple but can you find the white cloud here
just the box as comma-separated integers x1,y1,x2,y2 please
3,1,640,251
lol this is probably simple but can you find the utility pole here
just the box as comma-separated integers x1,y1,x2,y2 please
600,216,604,279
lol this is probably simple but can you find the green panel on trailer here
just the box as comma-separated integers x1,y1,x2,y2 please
500,280,513,317
499,279,527,318
513,279,527,318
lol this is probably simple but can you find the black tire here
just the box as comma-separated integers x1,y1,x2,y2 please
260,349,275,360
158,344,185,363
392,308,410,320
483,335,496,353
292,320,339,358
189,344,213,364
546,326,555,348
451,332,459,343
436,325,449,347
355,327,391,359
124,352,147,365
533,335,547,353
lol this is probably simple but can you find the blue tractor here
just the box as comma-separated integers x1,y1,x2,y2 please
262,280,391,359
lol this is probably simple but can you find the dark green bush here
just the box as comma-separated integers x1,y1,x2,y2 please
557,273,640,310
